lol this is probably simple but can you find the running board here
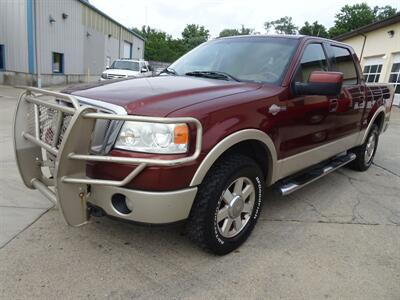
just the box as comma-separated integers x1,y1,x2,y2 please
277,153,356,196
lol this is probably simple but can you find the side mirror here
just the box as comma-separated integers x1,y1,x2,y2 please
105,66,110,70
294,71,343,96
141,67,147,73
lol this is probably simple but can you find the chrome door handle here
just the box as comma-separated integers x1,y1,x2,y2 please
268,104,287,116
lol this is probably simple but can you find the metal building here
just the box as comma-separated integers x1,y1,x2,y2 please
0,0,145,86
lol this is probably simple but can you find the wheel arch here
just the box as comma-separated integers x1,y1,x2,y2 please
373,111,386,133
189,129,278,187
360,106,386,144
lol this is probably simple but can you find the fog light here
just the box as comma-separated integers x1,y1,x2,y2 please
111,194,131,215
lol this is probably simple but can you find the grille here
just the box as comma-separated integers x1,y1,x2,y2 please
36,101,119,154
107,74,126,79
38,106,72,149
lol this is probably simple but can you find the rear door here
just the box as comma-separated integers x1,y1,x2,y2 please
327,44,366,138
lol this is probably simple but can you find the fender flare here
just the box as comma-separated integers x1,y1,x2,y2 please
189,129,278,187
359,106,386,144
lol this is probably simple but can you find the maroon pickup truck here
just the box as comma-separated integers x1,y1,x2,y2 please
14,35,394,254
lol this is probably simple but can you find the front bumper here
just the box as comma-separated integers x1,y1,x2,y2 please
90,185,197,224
13,87,202,227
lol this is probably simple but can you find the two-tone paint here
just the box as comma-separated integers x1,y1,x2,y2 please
63,36,393,193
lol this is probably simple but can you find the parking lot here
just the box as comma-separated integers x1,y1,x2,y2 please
0,85,399,299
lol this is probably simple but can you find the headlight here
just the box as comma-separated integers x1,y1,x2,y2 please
101,73,108,79
115,121,189,154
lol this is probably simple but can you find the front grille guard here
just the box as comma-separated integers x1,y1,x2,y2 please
13,87,202,227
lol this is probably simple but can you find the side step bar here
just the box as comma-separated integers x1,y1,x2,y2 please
277,153,356,196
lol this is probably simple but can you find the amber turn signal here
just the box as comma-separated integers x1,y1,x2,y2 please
174,124,189,144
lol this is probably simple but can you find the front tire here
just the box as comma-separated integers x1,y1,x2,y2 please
186,154,265,255
349,124,379,171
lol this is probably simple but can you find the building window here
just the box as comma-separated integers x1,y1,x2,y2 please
52,52,64,73
363,64,383,83
389,62,400,95
0,45,5,70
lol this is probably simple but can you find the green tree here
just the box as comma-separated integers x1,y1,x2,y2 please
329,3,397,37
373,5,398,21
219,25,254,37
134,26,186,63
238,25,253,35
264,16,298,34
181,24,210,50
299,21,328,38
132,25,211,63
219,28,241,37
131,27,144,39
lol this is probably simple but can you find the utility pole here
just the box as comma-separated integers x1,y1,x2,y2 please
145,4,148,28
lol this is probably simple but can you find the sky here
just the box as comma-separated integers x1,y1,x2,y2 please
89,0,399,38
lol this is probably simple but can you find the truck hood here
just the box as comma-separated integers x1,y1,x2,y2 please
64,76,262,116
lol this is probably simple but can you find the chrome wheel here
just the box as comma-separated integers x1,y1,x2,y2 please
216,177,255,238
364,134,376,163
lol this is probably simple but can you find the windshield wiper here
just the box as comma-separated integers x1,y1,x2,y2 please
160,67,178,76
185,71,241,82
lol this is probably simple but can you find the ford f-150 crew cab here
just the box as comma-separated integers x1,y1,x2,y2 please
14,35,394,254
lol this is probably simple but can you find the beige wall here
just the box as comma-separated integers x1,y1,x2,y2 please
340,22,400,83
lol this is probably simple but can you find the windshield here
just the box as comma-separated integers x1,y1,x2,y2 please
110,61,139,71
169,37,299,84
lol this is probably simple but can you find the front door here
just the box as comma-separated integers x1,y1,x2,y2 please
277,42,338,160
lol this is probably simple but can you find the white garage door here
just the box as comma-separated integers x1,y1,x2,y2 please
123,41,132,59
389,53,400,106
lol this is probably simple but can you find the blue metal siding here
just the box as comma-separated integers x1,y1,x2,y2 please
26,0,34,73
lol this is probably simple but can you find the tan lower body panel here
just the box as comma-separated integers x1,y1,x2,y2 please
89,186,198,224
276,132,364,181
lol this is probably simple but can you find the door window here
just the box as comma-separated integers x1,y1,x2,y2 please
332,46,358,85
295,43,328,83
140,63,148,72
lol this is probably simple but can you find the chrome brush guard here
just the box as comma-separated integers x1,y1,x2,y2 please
13,87,202,227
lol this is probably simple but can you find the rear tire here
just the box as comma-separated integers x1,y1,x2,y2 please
186,154,265,255
349,124,379,171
